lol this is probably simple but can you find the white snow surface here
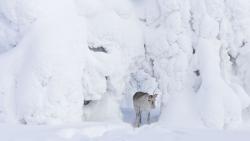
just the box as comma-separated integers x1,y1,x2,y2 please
1,122,250,141
1,0,250,140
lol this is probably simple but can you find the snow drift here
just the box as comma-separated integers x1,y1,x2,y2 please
0,0,250,129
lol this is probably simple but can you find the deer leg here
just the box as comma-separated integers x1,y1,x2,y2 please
139,110,142,126
147,112,150,124
135,111,139,127
135,109,140,127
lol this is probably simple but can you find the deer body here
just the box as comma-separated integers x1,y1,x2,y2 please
133,92,157,127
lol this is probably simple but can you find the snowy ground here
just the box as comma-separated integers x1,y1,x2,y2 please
1,122,250,141
1,107,250,141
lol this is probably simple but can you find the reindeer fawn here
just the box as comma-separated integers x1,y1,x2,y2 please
133,92,158,127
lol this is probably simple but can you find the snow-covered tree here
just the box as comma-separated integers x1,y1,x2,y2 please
1,0,250,129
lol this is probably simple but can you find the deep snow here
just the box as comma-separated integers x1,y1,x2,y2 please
1,122,250,141
1,0,250,140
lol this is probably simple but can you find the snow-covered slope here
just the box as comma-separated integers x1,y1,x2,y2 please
1,0,250,130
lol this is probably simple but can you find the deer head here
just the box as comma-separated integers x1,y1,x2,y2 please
148,94,158,109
